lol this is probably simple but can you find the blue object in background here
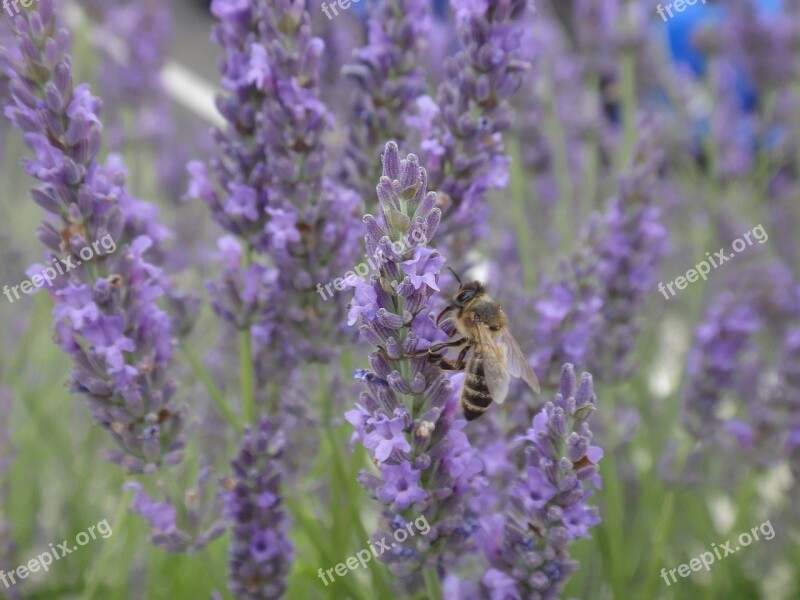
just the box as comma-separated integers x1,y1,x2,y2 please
350,0,448,19
663,0,722,77
351,0,449,20
664,0,783,113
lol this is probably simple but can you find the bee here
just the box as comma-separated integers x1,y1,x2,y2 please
421,269,540,420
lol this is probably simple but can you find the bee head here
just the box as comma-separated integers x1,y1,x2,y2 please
446,267,484,307
453,280,484,307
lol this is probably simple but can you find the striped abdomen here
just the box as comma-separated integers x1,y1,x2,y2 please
461,352,492,421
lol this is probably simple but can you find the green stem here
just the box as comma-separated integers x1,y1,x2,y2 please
287,502,369,600
200,550,231,599
542,58,574,230
180,339,241,433
584,71,601,209
509,138,537,290
239,243,256,424
598,451,627,597
83,487,133,600
640,490,675,598
617,47,638,170
423,567,443,600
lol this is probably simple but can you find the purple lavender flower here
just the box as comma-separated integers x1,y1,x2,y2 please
530,127,667,385
737,324,800,469
476,364,603,598
188,0,362,370
1,1,184,474
573,0,622,77
0,24,18,163
223,417,292,599
412,0,532,245
346,142,484,578
186,0,275,244
589,131,669,378
724,0,796,92
124,461,226,553
683,263,800,465
776,327,800,463
83,0,186,197
530,223,605,386
341,0,432,197
682,292,762,438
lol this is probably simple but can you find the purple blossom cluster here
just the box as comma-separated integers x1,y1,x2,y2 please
346,142,483,575
223,417,293,599
589,133,669,378
685,1,800,182
477,364,603,599
530,131,667,385
186,0,273,245
418,0,532,245
1,1,184,474
530,221,604,387
775,327,800,464
0,0,633,596
683,262,800,466
6,0,800,596
0,23,18,161
188,0,362,366
514,10,588,216
682,292,762,438
341,0,431,197
83,0,186,197
124,462,226,553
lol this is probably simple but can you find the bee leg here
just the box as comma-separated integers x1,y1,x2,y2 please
409,337,467,358
428,337,467,354
435,344,470,371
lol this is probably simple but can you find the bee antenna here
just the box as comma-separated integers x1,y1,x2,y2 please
446,267,463,285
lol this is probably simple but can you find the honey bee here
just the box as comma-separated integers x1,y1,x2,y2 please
421,269,540,420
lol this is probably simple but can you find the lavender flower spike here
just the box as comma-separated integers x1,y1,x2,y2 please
682,292,761,438
223,417,292,599
341,0,431,197
190,0,362,367
1,1,184,473
123,460,226,554
589,127,668,379
478,364,603,599
346,142,483,578
417,0,532,243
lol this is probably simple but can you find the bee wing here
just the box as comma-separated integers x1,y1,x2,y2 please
496,327,541,395
474,321,511,405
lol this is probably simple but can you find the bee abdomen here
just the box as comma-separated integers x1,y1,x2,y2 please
461,357,492,421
